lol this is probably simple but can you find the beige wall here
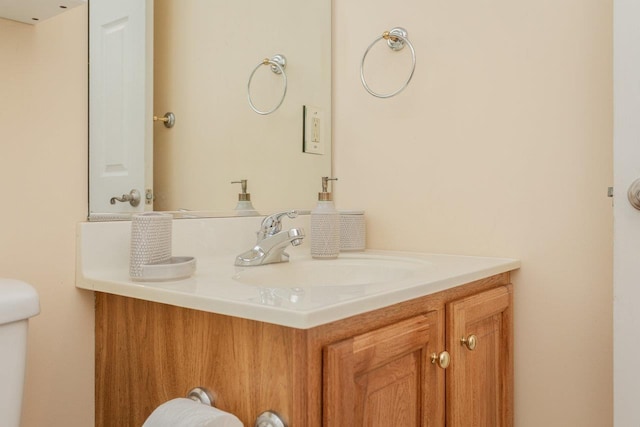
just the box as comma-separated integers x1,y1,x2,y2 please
0,6,93,427
0,0,613,426
333,1,613,426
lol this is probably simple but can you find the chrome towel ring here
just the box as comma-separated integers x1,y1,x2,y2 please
360,27,416,99
247,54,288,115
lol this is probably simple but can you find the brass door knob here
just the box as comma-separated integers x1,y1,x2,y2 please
461,334,478,351
431,351,451,369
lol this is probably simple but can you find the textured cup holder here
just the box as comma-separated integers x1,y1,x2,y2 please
340,210,366,252
129,213,197,281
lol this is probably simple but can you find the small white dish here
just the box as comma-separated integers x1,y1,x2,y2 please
135,256,196,282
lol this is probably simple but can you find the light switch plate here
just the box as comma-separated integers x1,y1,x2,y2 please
303,105,324,155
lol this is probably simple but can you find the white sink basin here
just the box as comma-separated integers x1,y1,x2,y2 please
76,214,520,328
232,254,432,287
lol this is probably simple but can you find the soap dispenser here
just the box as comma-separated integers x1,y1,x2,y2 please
231,180,258,216
311,177,340,259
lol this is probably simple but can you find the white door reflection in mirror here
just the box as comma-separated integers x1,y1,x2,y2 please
89,0,153,219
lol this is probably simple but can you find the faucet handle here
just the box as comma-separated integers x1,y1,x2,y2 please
258,210,300,239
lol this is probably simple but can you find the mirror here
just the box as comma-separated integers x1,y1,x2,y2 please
89,0,331,219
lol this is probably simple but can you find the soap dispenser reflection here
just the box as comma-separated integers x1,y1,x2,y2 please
311,177,340,259
231,180,258,216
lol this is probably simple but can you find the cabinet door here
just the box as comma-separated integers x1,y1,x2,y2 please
446,285,513,427
323,311,445,426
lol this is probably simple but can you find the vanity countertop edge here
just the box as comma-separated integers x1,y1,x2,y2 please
75,219,520,329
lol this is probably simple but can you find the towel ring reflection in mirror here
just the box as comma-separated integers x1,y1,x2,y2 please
247,54,288,115
360,27,416,99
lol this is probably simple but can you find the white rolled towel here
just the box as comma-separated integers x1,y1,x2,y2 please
142,398,244,427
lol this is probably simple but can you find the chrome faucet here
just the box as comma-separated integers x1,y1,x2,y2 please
235,210,305,266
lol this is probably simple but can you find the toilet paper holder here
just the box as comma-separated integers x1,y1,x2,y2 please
187,387,215,406
186,387,287,427
255,410,287,427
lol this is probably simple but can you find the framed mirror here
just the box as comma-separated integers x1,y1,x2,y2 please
89,0,331,220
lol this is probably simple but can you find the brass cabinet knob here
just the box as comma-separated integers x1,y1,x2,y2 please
460,334,478,351
431,351,451,369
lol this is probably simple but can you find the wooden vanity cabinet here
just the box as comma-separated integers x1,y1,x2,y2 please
323,311,446,426
95,274,512,427
446,285,513,427
322,285,513,427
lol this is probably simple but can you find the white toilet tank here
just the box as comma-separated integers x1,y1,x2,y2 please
0,279,40,427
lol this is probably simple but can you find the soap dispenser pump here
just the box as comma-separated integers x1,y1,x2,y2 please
231,179,258,216
311,177,340,259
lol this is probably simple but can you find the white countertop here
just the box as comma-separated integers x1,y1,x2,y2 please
76,217,520,329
